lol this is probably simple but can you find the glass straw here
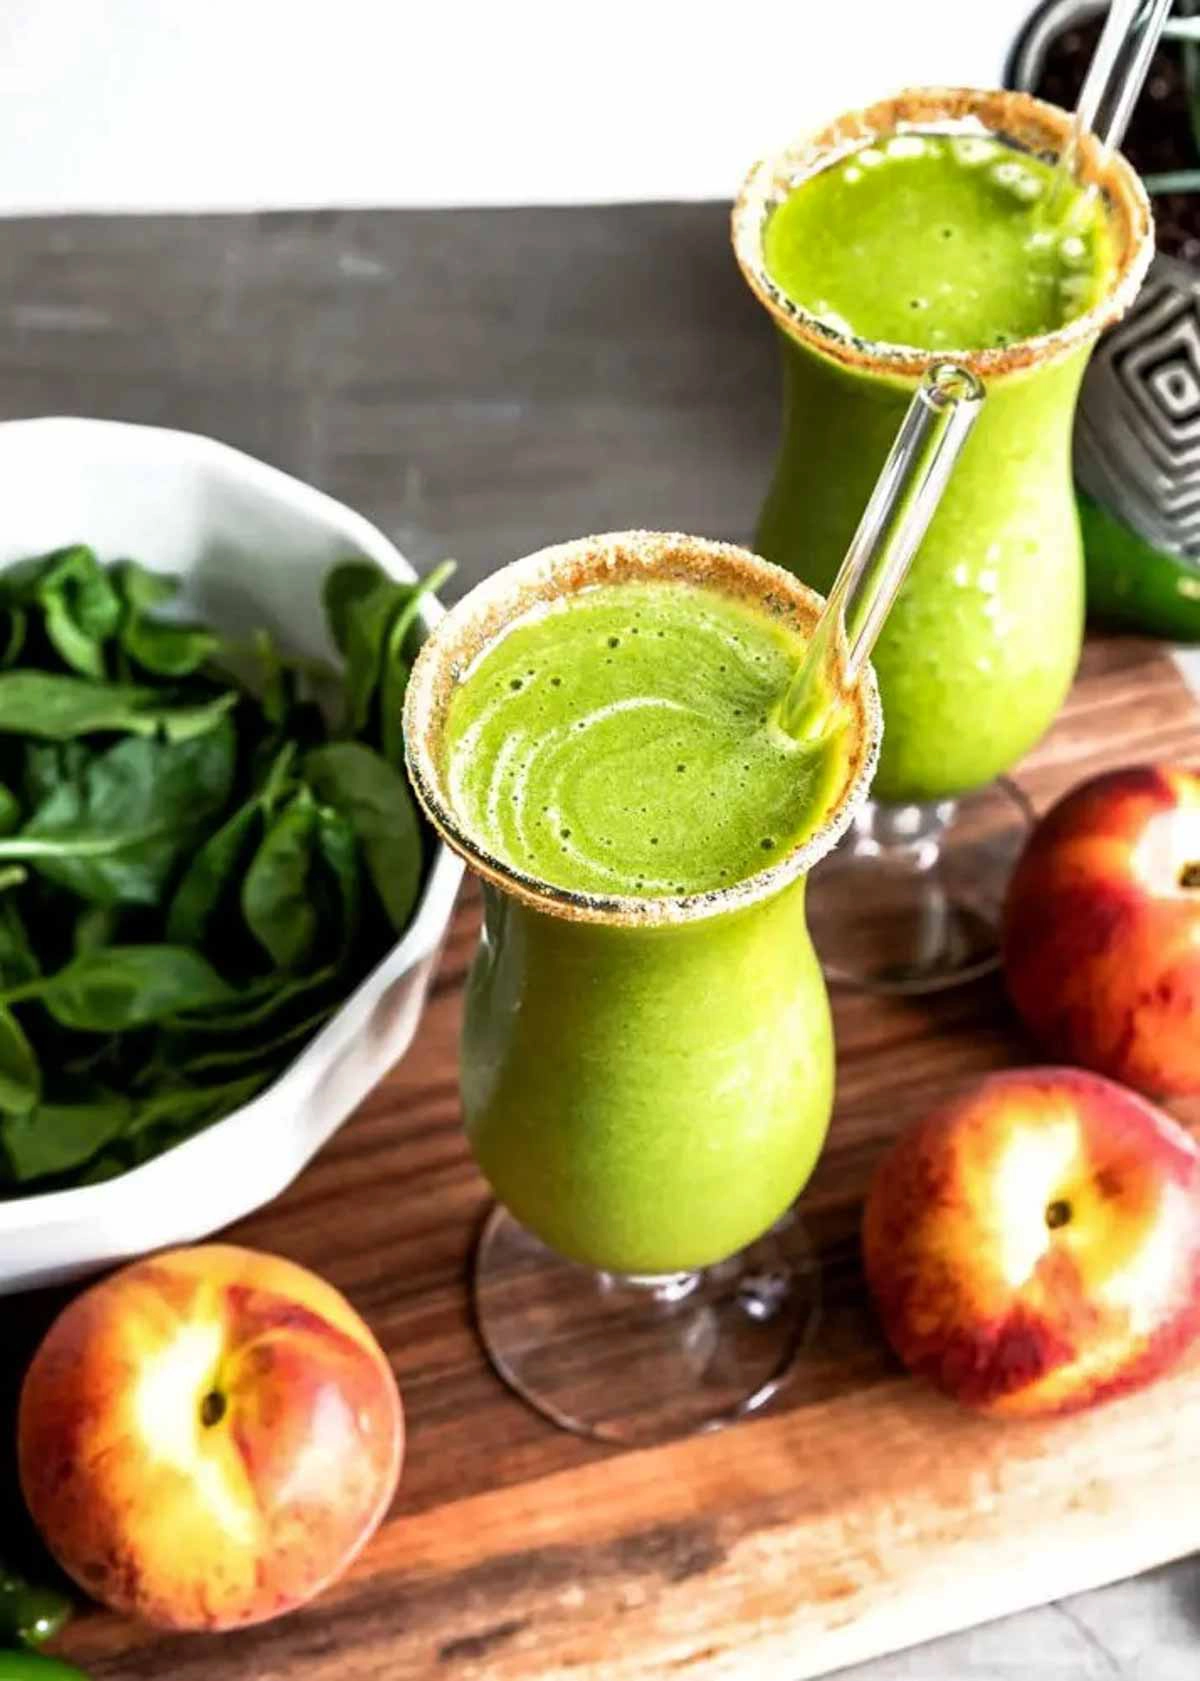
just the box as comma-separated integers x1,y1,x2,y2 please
1050,0,1173,215
780,363,984,743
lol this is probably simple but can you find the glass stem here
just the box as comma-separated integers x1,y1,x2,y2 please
851,797,955,872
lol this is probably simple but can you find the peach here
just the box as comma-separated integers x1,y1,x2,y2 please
18,1244,402,1630
862,1067,1200,1417
1003,765,1200,1096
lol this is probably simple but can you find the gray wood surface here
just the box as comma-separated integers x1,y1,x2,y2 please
2,202,1194,1680
1,204,777,598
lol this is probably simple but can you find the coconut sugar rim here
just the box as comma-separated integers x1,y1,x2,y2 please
732,86,1154,380
404,531,882,928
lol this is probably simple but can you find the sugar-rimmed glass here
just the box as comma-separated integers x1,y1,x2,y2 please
733,87,1153,993
405,532,881,1444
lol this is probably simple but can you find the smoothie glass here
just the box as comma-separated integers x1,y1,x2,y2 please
405,532,882,1444
733,87,1153,992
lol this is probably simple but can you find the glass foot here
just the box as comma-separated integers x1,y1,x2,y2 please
807,777,1036,995
474,1204,820,1445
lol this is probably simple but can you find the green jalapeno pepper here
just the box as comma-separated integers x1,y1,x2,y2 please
1080,489,1200,640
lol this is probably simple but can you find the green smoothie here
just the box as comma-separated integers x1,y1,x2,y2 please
443,579,842,897
763,134,1111,351
735,99,1147,804
407,538,878,1277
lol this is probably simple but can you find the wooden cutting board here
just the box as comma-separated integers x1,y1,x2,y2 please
18,634,1200,1681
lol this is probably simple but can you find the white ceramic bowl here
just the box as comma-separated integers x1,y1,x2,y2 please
0,417,463,1293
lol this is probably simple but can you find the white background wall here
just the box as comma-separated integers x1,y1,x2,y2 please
0,0,1034,214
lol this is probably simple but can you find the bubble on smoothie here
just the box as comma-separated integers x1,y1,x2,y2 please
856,146,885,168
990,159,1043,203
951,136,1001,167
842,165,863,184
886,134,926,159
1059,273,1093,308
1059,234,1088,267
1025,227,1056,252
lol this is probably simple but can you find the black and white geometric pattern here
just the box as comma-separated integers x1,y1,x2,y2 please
1076,253,1200,561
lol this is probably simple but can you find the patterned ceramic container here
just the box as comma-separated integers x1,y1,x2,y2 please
1011,0,1200,567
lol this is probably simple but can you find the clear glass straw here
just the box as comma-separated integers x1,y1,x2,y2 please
1050,0,1173,212
780,364,984,743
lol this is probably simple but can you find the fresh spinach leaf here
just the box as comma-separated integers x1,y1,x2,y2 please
173,1009,336,1078
314,803,361,962
0,784,20,837
4,945,237,1031
0,1007,40,1115
166,797,262,947
252,627,294,729
0,722,237,905
23,740,90,808
259,739,300,810
0,607,26,668
323,561,384,657
0,673,237,742
379,558,454,767
323,562,402,734
73,904,122,955
112,560,221,677
112,558,177,611
2,1091,132,1182
1,546,122,679
123,1071,270,1138
165,740,298,949
0,900,39,988
42,550,122,677
305,741,423,932
242,790,321,970
169,962,339,1035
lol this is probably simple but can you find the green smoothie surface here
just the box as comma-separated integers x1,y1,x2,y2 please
443,578,843,897
763,131,1113,350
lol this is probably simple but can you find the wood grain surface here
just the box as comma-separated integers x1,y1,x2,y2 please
2,634,1185,1681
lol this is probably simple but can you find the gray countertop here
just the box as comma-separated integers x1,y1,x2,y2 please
2,200,1194,1681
